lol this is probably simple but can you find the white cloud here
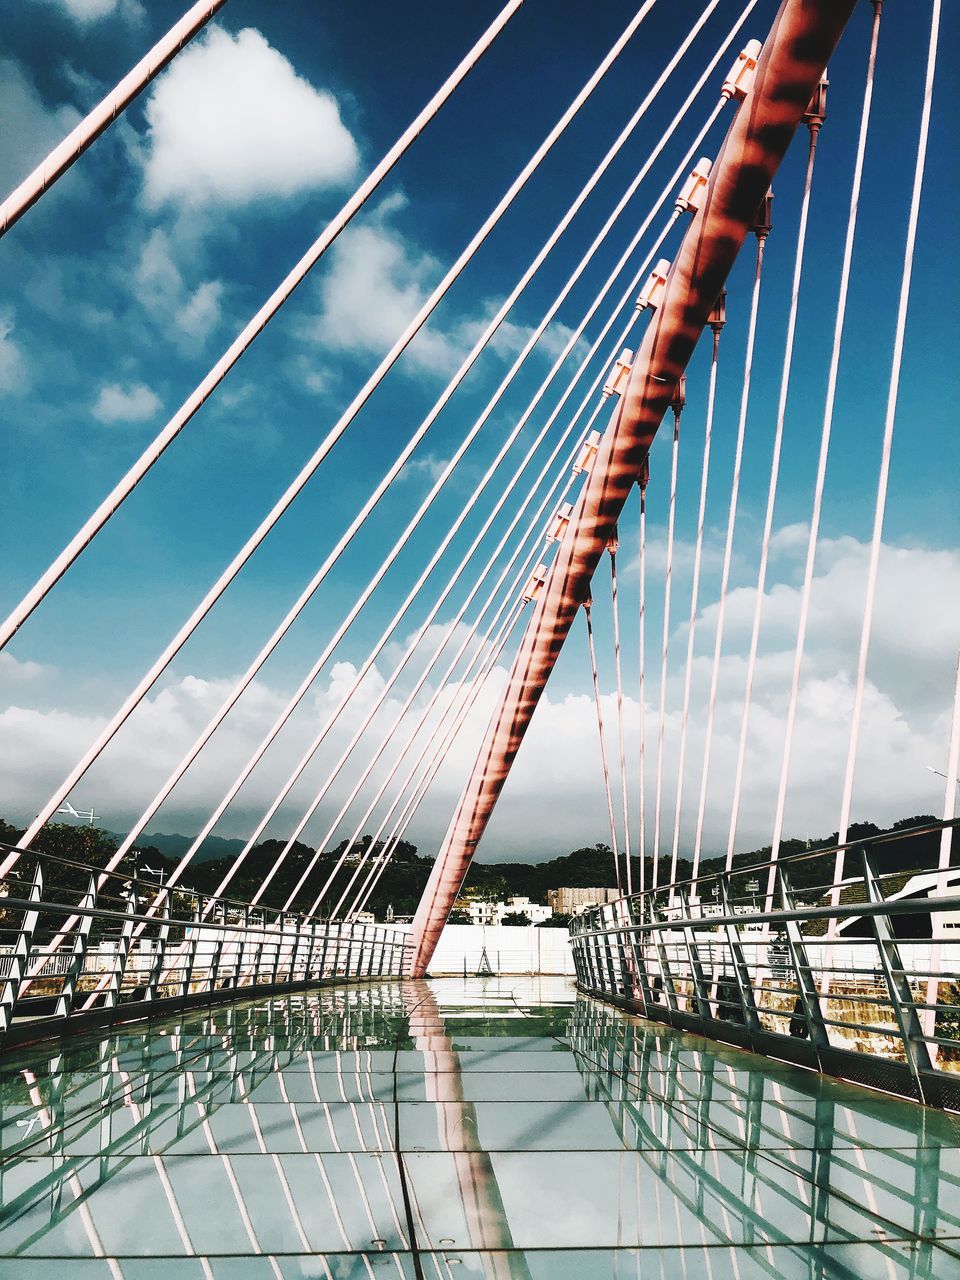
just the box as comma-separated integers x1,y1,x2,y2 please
0,653,48,683
3,536,956,864
177,279,223,342
305,196,582,380
305,200,458,375
0,309,30,394
92,381,161,424
142,27,358,208
41,0,145,23
133,228,225,347
0,59,80,195
399,453,451,485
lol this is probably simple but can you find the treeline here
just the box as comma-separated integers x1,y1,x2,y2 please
0,813,943,919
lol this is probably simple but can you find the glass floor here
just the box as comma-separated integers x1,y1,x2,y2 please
1,975,959,1278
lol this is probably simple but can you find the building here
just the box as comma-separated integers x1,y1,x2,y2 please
467,896,553,926
547,887,619,916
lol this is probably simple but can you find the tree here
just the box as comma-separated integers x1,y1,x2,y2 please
500,911,531,926
538,913,572,928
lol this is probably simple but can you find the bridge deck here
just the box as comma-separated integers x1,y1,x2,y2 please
1,976,958,1277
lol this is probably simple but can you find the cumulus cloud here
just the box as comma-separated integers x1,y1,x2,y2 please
142,27,358,208
0,59,80,194
0,309,30,394
305,195,584,379
177,279,224,342
3,535,956,863
92,381,161,424
304,196,457,375
133,228,224,346
40,0,144,23
398,453,451,485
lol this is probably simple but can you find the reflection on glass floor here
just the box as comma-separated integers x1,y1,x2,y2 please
1,976,959,1278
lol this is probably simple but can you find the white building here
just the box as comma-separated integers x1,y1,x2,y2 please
467,896,552,926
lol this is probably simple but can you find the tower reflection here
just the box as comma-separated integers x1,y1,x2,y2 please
0,979,956,1277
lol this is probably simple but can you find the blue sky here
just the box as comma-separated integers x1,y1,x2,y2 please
1,0,958,864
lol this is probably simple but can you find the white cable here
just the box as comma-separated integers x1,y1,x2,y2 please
691,231,766,881
6,5,735,901
315,397,607,915
725,127,819,870
586,602,623,894
653,409,681,888
0,0,524,651
1,0,664,876
350,606,527,918
343,413,605,917
609,543,633,894
834,0,940,880
42,25,696,901
327,598,530,919
765,2,883,908
283,400,609,914
214,185,691,908
638,484,648,894
669,325,721,892
0,0,228,235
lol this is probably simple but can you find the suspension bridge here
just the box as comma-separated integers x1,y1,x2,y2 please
0,0,958,1274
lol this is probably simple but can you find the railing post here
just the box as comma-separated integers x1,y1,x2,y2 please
207,901,225,993
318,920,331,979
234,906,250,990
861,849,935,1092
287,914,302,984
271,912,284,986
624,898,656,1014
718,880,762,1039
778,866,830,1059
180,900,200,998
104,885,137,1009
249,910,266,986
677,889,713,1021
647,899,681,1016
56,872,96,1017
144,895,171,1002
0,858,44,1042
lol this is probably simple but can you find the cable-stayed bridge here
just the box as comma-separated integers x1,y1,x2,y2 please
0,0,958,1272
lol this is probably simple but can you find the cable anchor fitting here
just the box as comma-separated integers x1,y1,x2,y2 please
635,258,671,313
803,74,828,141
521,562,548,605
721,39,762,102
708,288,726,356
671,375,686,439
602,348,634,399
752,187,774,242
546,502,573,544
573,429,602,476
675,157,712,214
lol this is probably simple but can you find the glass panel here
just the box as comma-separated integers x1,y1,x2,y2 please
1,978,957,1276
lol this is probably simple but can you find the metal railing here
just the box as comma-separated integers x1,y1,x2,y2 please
569,819,960,1110
0,842,411,1050
566,999,960,1253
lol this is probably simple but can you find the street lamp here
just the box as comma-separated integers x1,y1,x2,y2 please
926,765,960,790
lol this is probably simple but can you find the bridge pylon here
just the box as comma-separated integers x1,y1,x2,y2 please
409,0,858,977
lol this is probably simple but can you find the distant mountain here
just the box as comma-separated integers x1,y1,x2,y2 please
111,831,248,863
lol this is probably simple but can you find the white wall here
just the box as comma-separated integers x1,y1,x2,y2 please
422,924,575,976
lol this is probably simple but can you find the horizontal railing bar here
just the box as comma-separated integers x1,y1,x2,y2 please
572,891,960,939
